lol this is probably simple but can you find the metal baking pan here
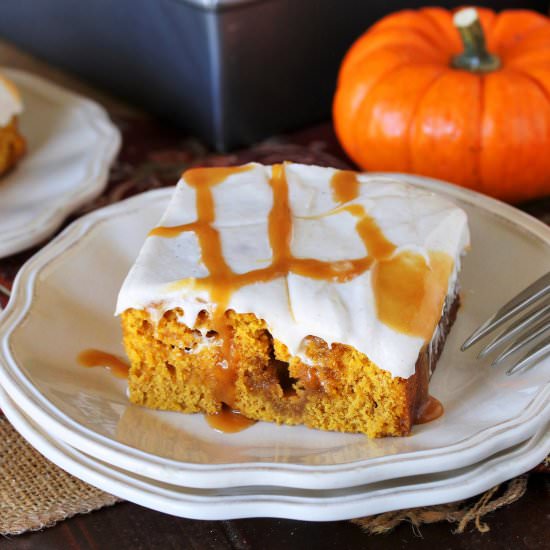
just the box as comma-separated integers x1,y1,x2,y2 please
0,0,546,150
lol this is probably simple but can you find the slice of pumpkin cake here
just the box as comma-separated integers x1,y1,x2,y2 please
116,163,469,437
0,72,25,177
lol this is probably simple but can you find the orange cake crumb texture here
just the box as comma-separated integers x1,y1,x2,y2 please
121,308,414,438
0,117,25,177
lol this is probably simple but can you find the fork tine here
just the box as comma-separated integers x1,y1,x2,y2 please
506,336,550,375
461,271,550,350
491,318,550,366
477,301,550,358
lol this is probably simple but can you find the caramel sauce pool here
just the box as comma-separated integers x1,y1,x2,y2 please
415,395,444,425
77,349,129,379
206,406,256,433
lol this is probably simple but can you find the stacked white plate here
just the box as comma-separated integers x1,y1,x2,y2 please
0,166,549,518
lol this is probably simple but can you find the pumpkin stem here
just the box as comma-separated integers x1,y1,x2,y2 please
451,8,500,73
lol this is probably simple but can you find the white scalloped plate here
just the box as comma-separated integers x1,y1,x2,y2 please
0,68,120,258
0,384,547,521
0,176,549,490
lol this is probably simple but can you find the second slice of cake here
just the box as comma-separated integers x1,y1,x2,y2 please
117,163,469,437
0,72,25,177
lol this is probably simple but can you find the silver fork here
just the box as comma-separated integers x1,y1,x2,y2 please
461,272,550,375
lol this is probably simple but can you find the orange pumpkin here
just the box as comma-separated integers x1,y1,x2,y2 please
333,7,550,203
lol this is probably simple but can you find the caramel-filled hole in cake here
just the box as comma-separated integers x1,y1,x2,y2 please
117,163,469,437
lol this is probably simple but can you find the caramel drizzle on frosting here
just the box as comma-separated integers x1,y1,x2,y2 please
330,169,360,203
149,164,453,402
372,250,454,341
341,204,395,259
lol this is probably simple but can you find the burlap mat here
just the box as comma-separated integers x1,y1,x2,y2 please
0,414,119,534
353,476,529,535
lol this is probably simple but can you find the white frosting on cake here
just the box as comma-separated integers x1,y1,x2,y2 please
116,163,470,379
0,75,22,127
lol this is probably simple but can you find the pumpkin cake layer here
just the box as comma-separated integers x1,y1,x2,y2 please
0,74,24,177
117,163,469,436
121,292,459,437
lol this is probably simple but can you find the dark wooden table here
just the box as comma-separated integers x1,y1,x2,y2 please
0,475,547,549
0,42,548,550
